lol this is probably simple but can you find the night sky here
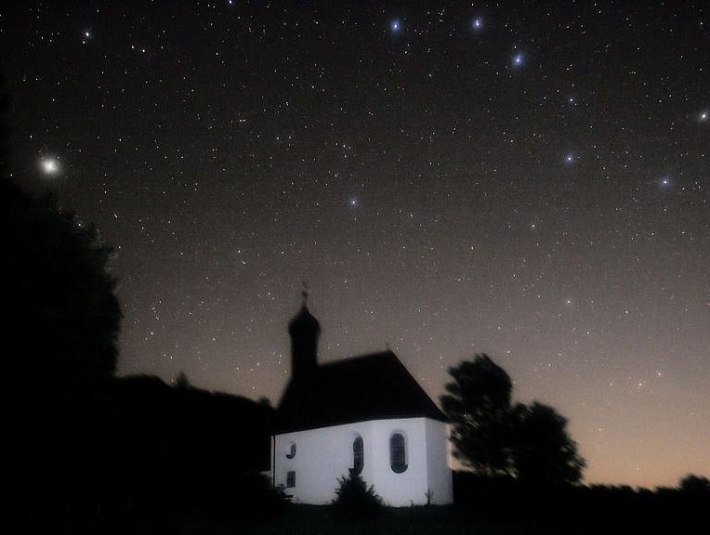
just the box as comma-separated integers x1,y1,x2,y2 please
2,1,708,488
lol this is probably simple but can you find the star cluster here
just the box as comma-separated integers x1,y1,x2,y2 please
2,1,708,488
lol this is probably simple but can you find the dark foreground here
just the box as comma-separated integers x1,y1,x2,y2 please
17,472,710,534
125,486,706,535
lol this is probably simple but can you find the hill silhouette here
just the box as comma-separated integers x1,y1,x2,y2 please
110,373,275,501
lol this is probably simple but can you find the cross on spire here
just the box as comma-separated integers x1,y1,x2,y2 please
301,281,309,306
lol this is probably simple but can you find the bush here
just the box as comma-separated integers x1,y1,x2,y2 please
332,471,383,518
679,474,710,494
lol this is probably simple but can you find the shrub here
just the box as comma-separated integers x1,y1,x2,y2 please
332,471,383,518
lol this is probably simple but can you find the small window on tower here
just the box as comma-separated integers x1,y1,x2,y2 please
286,442,296,459
286,471,296,488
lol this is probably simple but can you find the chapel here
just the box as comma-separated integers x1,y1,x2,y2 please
270,297,453,506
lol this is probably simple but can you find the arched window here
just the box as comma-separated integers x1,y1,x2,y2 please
352,435,364,475
285,442,296,459
390,432,407,473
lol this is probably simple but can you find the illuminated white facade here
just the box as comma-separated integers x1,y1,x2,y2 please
271,417,452,506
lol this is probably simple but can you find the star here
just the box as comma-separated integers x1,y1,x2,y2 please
472,18,483,31
564,152,577,165
348,197,358,207
39,156,60,176
660,176,672,188
390,19,402,33
512,52,525,67
699,110,708,122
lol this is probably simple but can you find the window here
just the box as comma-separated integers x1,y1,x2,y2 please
390,432,407,473
285,442,296,459
286,470,296,488
352,435,364,475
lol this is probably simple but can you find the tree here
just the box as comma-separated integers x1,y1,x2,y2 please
441,354,514,476
2,178,122,522
2,77,123,532
679,474,710,494
2,179,121,387
442,354,586,485
511,402,585,486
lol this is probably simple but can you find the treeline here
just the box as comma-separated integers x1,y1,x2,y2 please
109,374,275,500
15,372,277,533
452,472,710,532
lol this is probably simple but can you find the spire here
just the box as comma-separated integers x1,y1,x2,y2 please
288,289,320,380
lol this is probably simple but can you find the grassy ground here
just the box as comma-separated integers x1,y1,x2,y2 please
97,478,709,535
129,502,632,535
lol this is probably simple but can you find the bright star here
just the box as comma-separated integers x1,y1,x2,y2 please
700,110,708,122
660,176,671,187
564,152,577,165
512,53,525,67
349,197,358,207
390,19,402,32
40,157,60,176
472,18,483,30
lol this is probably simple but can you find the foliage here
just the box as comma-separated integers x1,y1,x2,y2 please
510,402,585,486
332,471,383,518
441,354,514,476
2,181,124,534
679,474,710,494
230,472,290,516
442,354,585,486
2,179,121,387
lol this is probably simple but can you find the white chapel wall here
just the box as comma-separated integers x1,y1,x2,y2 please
424,418,454,504
369,417,429,506
272,417,452,506
272,421,376,504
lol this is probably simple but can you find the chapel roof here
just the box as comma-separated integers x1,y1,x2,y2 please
277,350,446,433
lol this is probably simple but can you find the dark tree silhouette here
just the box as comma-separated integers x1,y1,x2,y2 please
2,187,122,525
441,354,514,476
110,374,277,504
511,401,585,486
2,84,122,528
2,179,121,386
679,474,710,494
442,354,585,486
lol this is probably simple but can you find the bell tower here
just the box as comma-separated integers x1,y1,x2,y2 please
288,288,320,380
